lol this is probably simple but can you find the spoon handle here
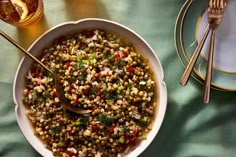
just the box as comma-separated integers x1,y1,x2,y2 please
203,29,215,104
0,30,54,75
180,24,210,86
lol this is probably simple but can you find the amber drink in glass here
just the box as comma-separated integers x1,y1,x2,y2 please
0,0,43,27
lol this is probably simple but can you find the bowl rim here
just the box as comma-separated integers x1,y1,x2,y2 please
13,18,167,157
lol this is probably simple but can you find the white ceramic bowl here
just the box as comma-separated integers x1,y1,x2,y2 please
13,18,167,157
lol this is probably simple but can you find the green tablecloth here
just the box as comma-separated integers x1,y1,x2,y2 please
1,0,236,156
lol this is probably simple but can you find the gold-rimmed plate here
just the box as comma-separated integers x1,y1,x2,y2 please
174,0,223,90
175,0,236,91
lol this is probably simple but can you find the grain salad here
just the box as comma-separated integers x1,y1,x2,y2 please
22,29,157,157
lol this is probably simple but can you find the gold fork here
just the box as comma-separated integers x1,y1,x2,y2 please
203,0,228,103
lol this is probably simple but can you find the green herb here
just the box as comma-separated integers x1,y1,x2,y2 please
139,117,150,126
57,141,64,147
123,125,129,132
48,47,54,54
127,85,133,91
42,91,50,99
91,86,97,94
77,55,85,68
117,84,124,91
115,60,123,67
33,98,39,104
98,114,114,126
22,98,28,105
79,73,86,80
103,52,111,59
76,117,88,128
69,76,77,83
60,55,67,62
107,91,117,100
51,126,61,133
119,137,125,144
88,53,96,60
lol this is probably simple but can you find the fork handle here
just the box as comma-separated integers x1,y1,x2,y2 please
203,29,216,104
180,24,210,86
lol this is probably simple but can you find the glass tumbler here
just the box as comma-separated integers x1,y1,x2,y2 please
0,0,44,27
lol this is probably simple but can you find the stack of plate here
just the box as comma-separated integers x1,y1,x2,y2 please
175,0,236,91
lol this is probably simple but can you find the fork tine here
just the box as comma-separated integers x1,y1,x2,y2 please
209,0,213,8
213,0,216,8
220,0,224,8
219,0,227,9
217,0,220,8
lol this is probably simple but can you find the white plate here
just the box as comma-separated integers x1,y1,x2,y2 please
198,0,236,73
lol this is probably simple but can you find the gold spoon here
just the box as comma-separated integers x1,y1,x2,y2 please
0,30,91,114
